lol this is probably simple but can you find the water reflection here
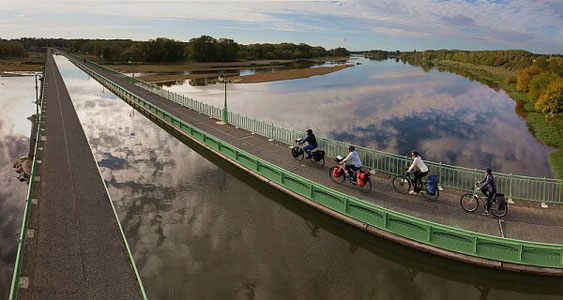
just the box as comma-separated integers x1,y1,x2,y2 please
0,76,36,299
54,56,562,299
162,58,552,177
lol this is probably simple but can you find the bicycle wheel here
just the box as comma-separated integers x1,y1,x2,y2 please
312,158,325,168
491,201,508,218
292,146,304,161
392,175,410,194
460,194,479,212
422,187,439,201
361,179,373,193
329,167,345,184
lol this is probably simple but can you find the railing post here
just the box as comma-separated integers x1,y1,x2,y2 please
508,173,513,201
541,177,548,208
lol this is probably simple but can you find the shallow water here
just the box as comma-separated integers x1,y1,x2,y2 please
50,55,562,299
159,57,554,178
0,75,37,299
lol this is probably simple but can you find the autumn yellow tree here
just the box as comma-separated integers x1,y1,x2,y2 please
535,78,563,114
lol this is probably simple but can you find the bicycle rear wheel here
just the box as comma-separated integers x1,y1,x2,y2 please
361,179,372,193
460,194,479,212
312,158,325,168
421,187,439,201
392,175,410,194
491,201,508,218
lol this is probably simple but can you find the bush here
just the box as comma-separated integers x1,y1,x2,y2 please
504,75,517,86
517,65,541,92
535,78,563,114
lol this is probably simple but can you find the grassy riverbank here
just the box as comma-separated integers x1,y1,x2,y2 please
435,60,563,178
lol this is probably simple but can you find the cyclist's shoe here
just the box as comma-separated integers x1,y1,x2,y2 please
482,210,490,216
351,179,358,185
409,190,417,195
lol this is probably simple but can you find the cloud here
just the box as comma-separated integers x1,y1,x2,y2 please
0,0,561,52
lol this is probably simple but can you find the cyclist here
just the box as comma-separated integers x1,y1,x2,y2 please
340,145,362,184
407,150,428,195
478,167,497,216
299,129,317,159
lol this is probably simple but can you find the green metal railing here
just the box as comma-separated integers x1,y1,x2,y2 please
64,55,563,270
66,52,562,205
9,53,47,300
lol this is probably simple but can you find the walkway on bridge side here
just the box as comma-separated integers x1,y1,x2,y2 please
17,51,144,299
70,55,563,247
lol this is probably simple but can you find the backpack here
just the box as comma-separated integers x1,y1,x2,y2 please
426,174,438,195
496,194,506,210
313,150,325,162
332,167,343,178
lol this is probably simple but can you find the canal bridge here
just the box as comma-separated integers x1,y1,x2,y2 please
9,49,563,298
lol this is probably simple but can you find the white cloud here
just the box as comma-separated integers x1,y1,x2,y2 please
0,0,561,52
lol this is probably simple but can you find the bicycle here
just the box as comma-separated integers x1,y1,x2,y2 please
392,170,439,201
328,156,372,192
460,184,508,218
291,139,325,167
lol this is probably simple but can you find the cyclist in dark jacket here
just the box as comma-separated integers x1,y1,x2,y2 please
479,167,497,216
299,129,317,159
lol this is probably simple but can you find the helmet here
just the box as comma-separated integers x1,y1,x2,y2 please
306,128,313,134
348,145,355,151
411,150,418,156
485,167,492,174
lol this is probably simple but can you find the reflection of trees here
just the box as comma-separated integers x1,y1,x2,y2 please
403,59,500,91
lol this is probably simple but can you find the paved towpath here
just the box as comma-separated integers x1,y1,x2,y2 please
19,51,143,299
70,55,562,245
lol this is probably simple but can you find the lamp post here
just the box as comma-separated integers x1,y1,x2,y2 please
128,59,135,78
219,71,229,123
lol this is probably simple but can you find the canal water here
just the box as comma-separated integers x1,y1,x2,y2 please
44,56,562,299
161,57,554,178
0,75,36,300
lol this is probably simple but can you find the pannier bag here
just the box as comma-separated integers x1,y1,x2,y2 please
357,170,368,187
496,193,506,210
313,150,325,162
426,174,438,195
291,146,303,158
332,168,343,178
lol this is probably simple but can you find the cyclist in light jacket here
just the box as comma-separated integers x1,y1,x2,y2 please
341,145,362,184
407,150,428,195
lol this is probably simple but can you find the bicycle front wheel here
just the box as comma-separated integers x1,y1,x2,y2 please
392,175,410,194
329,167,345,184
460,194,479,212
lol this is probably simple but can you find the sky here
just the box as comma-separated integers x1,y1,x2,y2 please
0,0,561,53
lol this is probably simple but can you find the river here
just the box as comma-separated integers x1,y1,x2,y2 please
159,57,554,178
0,56,560,299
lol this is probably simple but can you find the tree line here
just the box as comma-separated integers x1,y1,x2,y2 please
397,49,562,115
0,36,349,62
